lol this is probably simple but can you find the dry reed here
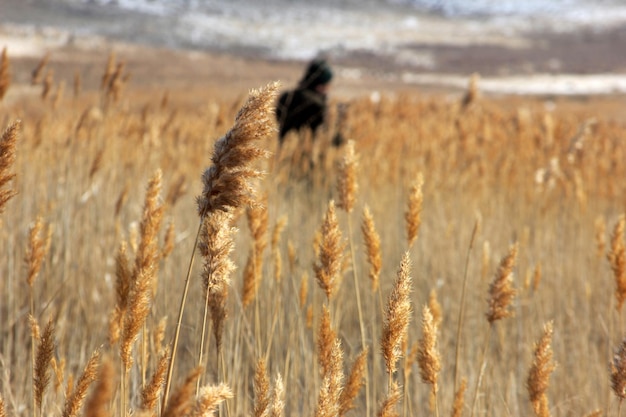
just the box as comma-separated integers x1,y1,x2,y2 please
486,243,519,324
612,338,626,413
377,381,401,417
527,321,555,417
189,384,233,417
608,215,626,312
451,379,467,417
0,120,20,217
405,172,424,248
0,47,9,101
313,200,345,301
162,367,203,417
33,319,55,414
339,348,368,416
62,350,101,417
141,349,170,412
361,205,382,291
84,358,114,417
381,252,412,379
254,359,270,417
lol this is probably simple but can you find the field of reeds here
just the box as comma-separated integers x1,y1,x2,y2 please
1,46,626,417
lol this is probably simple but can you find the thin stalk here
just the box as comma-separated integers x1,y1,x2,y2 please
454,220,479,394
161,216,204,411
30,287,36,417
470,325,493,417
196,280,212,394
347,216,370,417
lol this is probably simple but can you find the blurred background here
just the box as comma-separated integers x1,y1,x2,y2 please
2,0,626,95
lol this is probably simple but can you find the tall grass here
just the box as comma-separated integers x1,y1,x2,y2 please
1,48,626,417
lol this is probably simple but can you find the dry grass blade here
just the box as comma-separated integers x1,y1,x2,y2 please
84,358,114,417
313,200,345,300
527,321,555,417
336,139,358,214
33,319,55,413
381,252,412,376
486,243,518,324
62,350,101,417
0,120,20,216
361,205,382,291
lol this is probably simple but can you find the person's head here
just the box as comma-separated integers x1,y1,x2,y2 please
299,58,333,92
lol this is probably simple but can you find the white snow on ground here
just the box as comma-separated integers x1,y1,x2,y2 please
401,73,626,95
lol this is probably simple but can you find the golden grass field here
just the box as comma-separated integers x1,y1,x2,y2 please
1,42,626,417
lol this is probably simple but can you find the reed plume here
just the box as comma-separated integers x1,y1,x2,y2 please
527,321,555,417
196,82,277,217
84,358,114,417
405,172,424,248
254,359,270,417
451,379,467,417
243,200,268,307
33,319,55,415
141,349,170,412
0,396,5,417
382,252,412,379
486,243,518,324
198,210,236,354
318,305,337,378
608,215,626,312
339,348,368,416
109,242,132,345
362,205,382,291
336,139,358,214
270,374,285,417
377,381,401,417
472,243,518,417
313,200,345,301
0,47,10,101
121,170,164,372
0,120,20,217
62,350,101,417
612,337,626,415
165,82,277,408
162,367,203,417
418,306,441,386
271,215,287,282
189,384,233,417
314,339,344,417
26,216,47,289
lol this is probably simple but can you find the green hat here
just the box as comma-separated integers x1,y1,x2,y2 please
300,59,333,89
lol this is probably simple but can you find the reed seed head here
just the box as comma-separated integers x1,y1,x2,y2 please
527,321,555,417
336,140,358,214
313,200,345,300
486,243,518,324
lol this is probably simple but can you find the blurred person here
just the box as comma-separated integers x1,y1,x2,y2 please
276,58,334,145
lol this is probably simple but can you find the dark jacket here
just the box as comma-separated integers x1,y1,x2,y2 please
276,59,332,144
276,87,327,142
